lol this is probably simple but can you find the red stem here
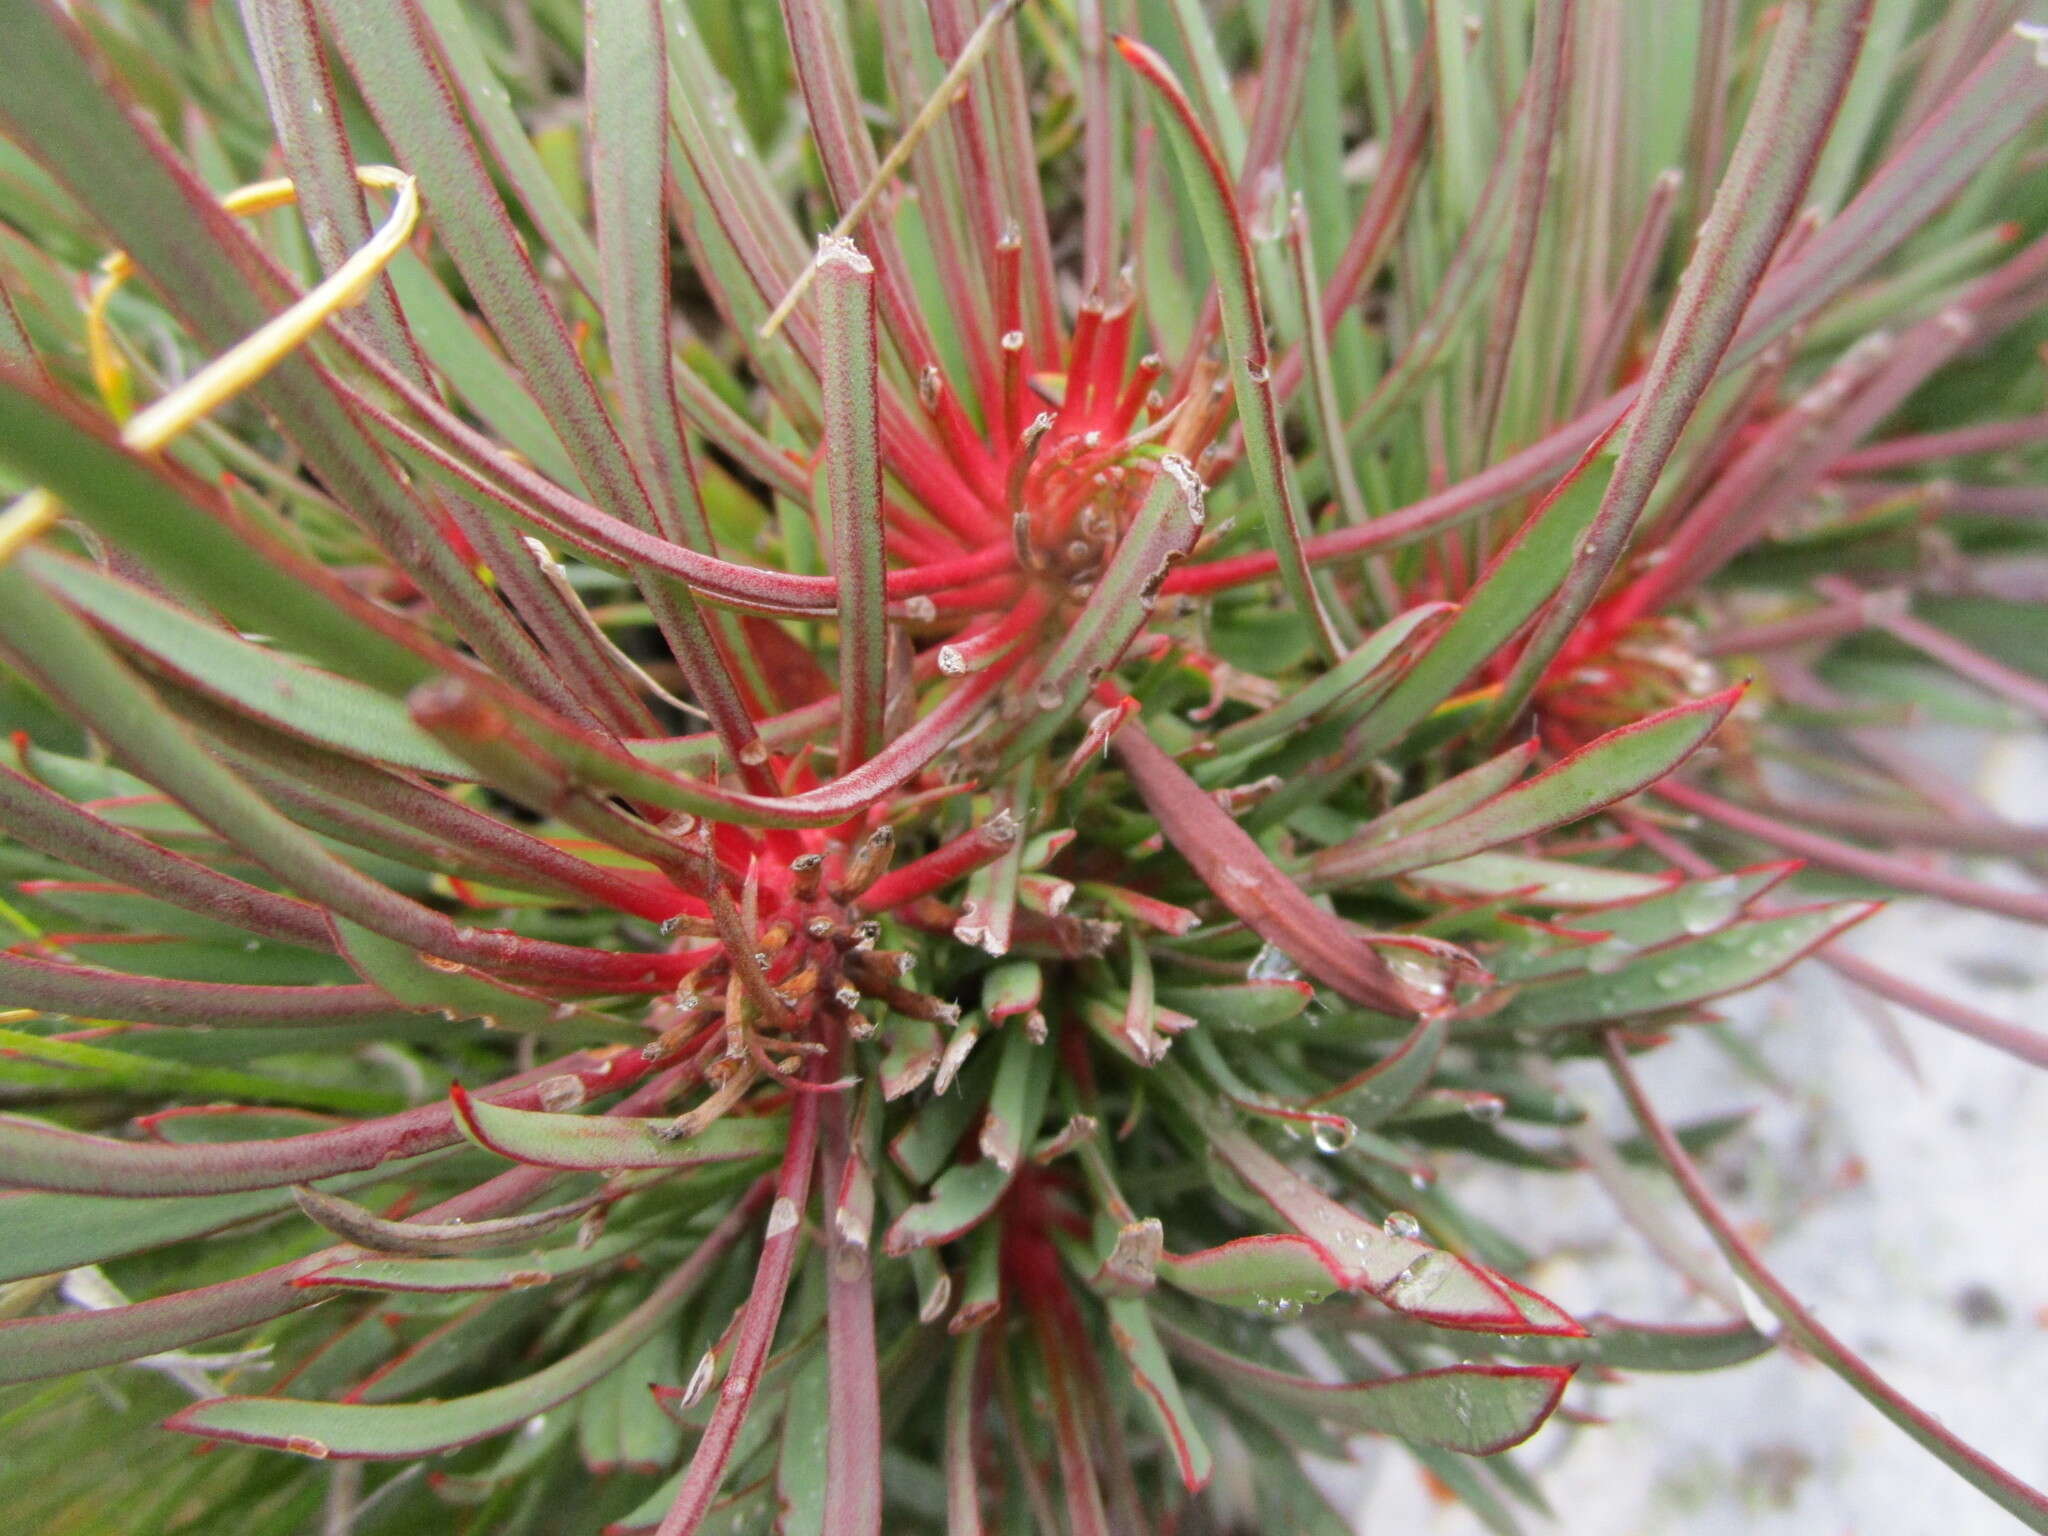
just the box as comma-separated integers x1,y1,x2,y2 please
656,1094,819,1536
1656,778,2048,926
856,817,1020,914
1831,410,2048,474
1604,1034,2048,1524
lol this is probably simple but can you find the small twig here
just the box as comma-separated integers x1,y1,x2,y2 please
757,0,1026,341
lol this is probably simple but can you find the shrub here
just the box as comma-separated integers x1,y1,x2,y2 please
0,0,2043,1531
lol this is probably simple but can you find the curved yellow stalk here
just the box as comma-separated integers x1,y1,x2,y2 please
0,164,418,569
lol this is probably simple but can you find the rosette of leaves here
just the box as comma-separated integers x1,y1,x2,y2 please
0,0,2044,1532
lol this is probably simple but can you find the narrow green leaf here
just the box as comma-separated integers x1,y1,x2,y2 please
1211,603,1453,756
1106,1296,1213,1491
1348,434,1618,755
1312,691,1740,887
1153,980,1315,1033
817,237,887,768
0,1028,399,1116
1489,0,1876,730
1463,1316,1775,1373
1497,864,1796,981
25,550,469,776
883,1024,1051,1253
331,919,565,1033
1156,1234,1348,1310
166,1197,755,1459
289,1181,604,1253
298,1230,639,1294
0,1149,447,1285
1484,902,1880,1031
1118,35,1340,660
241,0,427,384
452,1085,784,1172
1162,1319,1573,1456
1308,1013,1448,1127
1158,1063,1580,1336
1403,853,1676,908
0,371,427,695
0,8,567,704
1343,741,1539,850
980,959,1043,1021
410,0,603,296
589,0,715,549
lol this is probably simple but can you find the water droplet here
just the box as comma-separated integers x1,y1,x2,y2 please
720,1369,752,1404
764,1196,799,1240
1587,936,1637,973
1386,952,1450,1000
1677,875,1742,935
1655,960,1703,991
1382,1210,1423,1239
1253,1294,1303,1319
1313,1117,1356,1154
1463,1095,1506,1124
1387,1249,1454,1309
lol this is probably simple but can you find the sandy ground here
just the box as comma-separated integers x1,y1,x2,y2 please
1340,739,2048,1534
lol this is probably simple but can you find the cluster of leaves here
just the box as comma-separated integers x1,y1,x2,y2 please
0,0,2044,1532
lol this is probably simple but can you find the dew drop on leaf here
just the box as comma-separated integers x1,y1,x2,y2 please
1678,875,1742,934
1312,1116,1356,1153
1587,937,1636,974
1387,1249,1454,1309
